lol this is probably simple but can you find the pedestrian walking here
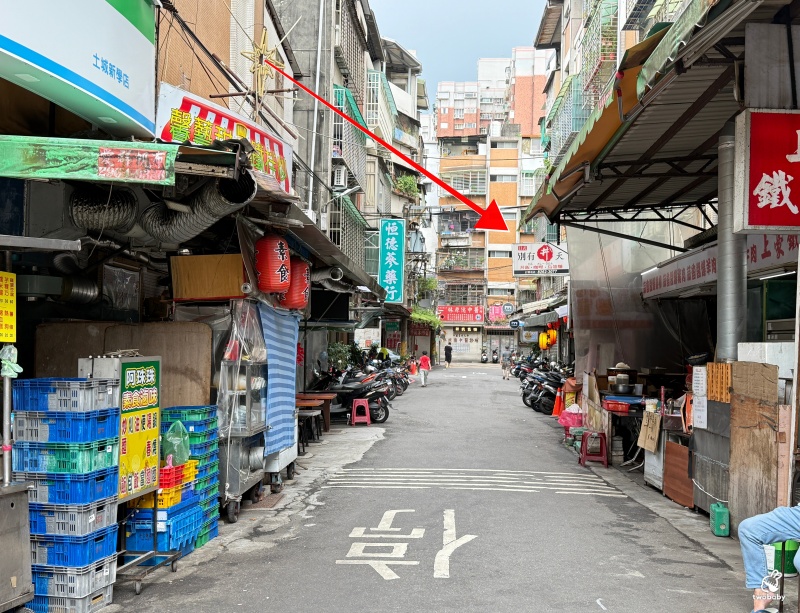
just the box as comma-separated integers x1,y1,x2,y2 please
501,345,512,380
739,506,800,612
444,343,452,369
419,351,431,387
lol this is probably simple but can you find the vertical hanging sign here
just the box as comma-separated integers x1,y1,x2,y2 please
379,219,406,304
0,272,16,342
118,358,161,501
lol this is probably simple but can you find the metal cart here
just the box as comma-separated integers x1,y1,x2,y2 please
0,482,34,613
218,359,268,523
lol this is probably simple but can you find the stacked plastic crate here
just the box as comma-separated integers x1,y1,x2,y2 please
11,378,121,613
162,406,220,549
126,457,202,561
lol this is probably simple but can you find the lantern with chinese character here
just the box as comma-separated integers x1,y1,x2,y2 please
539,332,550,351
278,257,310,310
547,329,558,344
255,234,291,293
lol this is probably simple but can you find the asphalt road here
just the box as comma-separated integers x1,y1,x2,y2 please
114,367,748,613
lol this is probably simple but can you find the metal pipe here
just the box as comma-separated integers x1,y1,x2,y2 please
307,0,326,214
716,124,746,361
3,251,11,487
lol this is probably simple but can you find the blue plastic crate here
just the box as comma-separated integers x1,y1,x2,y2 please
129,489,199,523
13,439,119,474
29,497,118,536
160,417,217,435
14,468,119,504
30,584,114,613
13,408,120,443
13,378,119,413
30,526,118,567
196,459,219,480
193,450,219,468
32,554,117,598
127,505,203,552
189,438,218,458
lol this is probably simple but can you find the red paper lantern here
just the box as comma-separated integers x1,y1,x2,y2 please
278,257,310,309
255,235,291,293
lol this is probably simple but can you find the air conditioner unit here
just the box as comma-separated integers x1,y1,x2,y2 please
333,166,347,187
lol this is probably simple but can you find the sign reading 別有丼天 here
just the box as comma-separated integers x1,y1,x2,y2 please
119,358,161,501
379,219,406,304
0,0,157,137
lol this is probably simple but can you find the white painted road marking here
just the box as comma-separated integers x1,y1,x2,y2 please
434,510,476,579
322,468,627,498
335,560,419,580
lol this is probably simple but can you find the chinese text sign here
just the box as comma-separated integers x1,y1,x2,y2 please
0,272,15,342
119,359,161,501
379,219,406,304
513,243,569,276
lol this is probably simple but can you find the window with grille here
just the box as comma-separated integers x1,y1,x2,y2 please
465,122,477,128
488,288,515,296
480,127,488,134
454,123,465,130
365,231,379,277
490,174,516,182
440,170,487,196
443,283,485,305
437,248,485,270
438,210,480,233
520,171,537,196
480,113,492,120
334,0,367,106
464,92,477,98
454,109,465,119
488,250,513,258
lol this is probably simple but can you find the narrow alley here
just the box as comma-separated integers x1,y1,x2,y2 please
112,369,745,613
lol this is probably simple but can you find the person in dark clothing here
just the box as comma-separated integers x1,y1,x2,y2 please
444,343,453,368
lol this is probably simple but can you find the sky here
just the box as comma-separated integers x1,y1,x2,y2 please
369,0,545,98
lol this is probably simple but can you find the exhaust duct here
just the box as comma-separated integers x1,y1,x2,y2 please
140,172,258,245
70,187,138,233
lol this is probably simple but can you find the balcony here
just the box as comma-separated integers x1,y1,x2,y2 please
438,249,485,272
438,170,487,197
547,76,590,166
327,195,367,270
582,0,619,109
333,85,368,190
334,0,367,106
366,70,397,144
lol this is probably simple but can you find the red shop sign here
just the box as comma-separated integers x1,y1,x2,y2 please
736,109,800,231
436,306,485,322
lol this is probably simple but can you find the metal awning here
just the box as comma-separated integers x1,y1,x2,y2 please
525,0,777,225
535,0,564,49
521,295,565,314
524,311,559,328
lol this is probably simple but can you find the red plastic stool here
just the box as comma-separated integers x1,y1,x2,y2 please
579,431,608,468
350,399,371,426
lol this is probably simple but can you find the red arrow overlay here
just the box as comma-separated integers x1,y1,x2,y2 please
263,60,508,232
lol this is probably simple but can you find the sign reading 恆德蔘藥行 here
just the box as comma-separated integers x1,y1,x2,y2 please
379,219,406,304
436,306,485,322
513,243,569,276
119,359,160,501
735,109,800,232
156,83,293,193
0,1,156,136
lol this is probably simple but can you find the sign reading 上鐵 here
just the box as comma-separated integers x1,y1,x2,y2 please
513,243,569,276
378,219,406,304
0,272,16,343
735,109,800,231
156,83,293,193
119,359,160,501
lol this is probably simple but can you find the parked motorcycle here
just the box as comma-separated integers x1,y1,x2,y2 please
481,351,489,363
310,366,392,423
491,349,499,364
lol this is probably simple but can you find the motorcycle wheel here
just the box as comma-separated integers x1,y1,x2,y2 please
370,403,390,423
539,396,555,416
386,384,397,401
530,395,544,412
522,393,533,408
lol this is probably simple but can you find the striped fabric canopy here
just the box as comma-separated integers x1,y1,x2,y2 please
258,304,300,455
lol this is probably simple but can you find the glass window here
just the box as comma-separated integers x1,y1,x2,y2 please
488,250,513,258
487,288,515,296
365,231,379,276
491,141,517,149
454,109,465,119
490,174,516,182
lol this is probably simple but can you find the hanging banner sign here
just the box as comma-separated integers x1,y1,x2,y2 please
378,219,406,304
156,83,293,193
437,305,485,322
514,243,569,276
0,272,16,342
409,323,430,336
118,358,161,501
735,109,800,232
642,234,799,298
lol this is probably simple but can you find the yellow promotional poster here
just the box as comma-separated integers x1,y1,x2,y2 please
119,360,160,501
0,271,16,342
